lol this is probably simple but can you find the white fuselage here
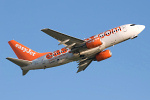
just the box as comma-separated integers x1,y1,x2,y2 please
22,24,145,71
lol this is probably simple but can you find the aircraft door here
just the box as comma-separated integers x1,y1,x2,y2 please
122,25,130,40
41,58,47,69
123,26,127,32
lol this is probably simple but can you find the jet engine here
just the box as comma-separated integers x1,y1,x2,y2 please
86,37,102,49
96,50,112,61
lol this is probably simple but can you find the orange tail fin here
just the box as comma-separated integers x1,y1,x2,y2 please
8,40,49,61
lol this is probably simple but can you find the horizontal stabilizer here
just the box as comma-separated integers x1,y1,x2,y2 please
6,57,32,67
6,57,31,76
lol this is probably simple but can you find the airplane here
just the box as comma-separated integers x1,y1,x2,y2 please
6,24,145,76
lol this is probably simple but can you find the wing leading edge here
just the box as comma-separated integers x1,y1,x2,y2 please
41,28,85,48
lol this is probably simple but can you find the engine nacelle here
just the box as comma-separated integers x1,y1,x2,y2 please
96,50,112,61
86,37,102,49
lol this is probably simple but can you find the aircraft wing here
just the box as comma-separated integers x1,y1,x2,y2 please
77,59,93,73
41,28,85,48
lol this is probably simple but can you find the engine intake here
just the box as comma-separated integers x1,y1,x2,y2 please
96,50,112,61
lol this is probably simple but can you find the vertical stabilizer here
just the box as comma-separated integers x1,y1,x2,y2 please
8,40,49,61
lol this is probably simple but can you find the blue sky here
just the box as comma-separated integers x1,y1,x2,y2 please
1,0,150,100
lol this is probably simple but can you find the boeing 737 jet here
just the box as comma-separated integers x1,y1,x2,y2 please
6,24,145,75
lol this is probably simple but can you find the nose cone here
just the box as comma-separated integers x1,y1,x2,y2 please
137,25,145,33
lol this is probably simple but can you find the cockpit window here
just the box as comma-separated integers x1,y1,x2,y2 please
130,24,136,26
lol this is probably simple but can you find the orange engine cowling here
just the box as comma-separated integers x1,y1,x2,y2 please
96,50,112,61
86,37,102,49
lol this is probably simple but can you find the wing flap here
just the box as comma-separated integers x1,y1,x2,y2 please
77,59,93,73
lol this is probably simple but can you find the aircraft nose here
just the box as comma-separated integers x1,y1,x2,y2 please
137,25,145,33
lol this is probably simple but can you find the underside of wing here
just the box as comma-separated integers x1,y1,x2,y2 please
41,28,85,48
77,58,93,73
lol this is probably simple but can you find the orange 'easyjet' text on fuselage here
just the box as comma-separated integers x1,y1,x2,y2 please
84,26,121,41
46,48,70,59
